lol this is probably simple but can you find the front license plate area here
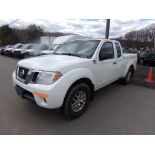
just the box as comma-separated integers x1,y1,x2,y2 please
15,85,24,98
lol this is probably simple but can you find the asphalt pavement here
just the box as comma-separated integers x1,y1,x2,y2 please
0,55,155,134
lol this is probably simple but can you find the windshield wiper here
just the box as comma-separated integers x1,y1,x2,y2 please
54,53,82,58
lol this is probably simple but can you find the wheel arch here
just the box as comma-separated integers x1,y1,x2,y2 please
62,78,94,107
123,63,135,78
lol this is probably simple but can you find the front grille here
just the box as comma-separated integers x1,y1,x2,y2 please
14,51,21,55
25,52,29,55
16,66,39,84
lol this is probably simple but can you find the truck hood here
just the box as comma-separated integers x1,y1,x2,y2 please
18,55,88,72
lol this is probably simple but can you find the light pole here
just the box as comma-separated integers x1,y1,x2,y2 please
105,19,110,39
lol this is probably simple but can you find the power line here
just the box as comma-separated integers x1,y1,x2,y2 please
8,19,20,26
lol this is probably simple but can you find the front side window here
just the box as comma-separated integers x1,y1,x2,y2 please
115,42,122,58
99,42,114,61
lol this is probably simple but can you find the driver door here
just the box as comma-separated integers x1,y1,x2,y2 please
96,42,118,87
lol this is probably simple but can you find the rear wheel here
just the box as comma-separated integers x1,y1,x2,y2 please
120,67,134,85
63,83,91,119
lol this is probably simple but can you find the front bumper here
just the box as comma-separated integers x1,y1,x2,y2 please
12,72,65,109
6,50,12,55
14,51,22,57
15,85,35,101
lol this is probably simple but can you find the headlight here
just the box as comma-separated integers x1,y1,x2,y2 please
36,71,62,85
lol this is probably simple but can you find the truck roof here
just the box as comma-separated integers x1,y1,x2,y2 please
65,38,118,43
95,38,119,42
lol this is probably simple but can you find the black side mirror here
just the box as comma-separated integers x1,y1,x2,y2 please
99,52,113,61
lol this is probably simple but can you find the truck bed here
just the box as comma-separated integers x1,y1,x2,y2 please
123,53,137,58
123,53,137,71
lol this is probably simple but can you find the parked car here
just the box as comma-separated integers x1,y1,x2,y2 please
5,43,22,56
143,52,155,66
4,45,15,56
1,45,12,55
25,44,49,57
13,44,34,59
12,39,137,118
139,51,147,61
0,46,5,55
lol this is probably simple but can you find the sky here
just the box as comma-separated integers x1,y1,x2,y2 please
1,19,155,38
0,0,155,38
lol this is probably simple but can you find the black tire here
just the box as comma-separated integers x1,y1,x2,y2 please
10,53,13,57
19,54,24,59
63,83,91,119
120,67,134,85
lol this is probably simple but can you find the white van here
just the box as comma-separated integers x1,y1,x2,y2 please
41,35,90,55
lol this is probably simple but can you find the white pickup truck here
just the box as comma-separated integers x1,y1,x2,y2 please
12,39,137,118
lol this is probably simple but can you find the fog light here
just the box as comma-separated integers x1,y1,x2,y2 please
32,91,48,98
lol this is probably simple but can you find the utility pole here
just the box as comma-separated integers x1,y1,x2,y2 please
105,19,110,39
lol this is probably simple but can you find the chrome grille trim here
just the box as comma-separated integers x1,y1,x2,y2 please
16,65,40,84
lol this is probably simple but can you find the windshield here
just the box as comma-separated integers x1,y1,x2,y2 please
10,45,15,48
18,44,25,49
22,44,29,49
13,44,19,48
30,44,39,49
26,44,35,49
17,44,23,49
54,40,100,58
5,45,11,48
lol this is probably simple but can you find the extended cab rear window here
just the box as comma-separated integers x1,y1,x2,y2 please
115,42,122,58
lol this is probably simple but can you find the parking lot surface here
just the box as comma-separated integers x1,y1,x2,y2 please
0,56,155,134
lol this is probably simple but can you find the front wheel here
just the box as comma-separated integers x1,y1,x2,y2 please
63,83,91,119
19,54,25,59
120,67,134,85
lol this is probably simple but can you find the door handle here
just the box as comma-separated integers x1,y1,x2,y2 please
113,62,117,64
